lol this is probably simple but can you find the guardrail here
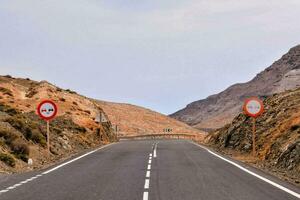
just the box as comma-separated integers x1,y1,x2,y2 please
118,133,201,141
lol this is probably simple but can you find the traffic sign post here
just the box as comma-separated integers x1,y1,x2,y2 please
252,117,256,156
243,98,264,157
47,120,50,154
37,100,58,156
163,128,173,133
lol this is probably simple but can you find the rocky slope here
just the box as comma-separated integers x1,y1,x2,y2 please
0,75,116,173
171,45,300,131
207,88,300,185
0,75,202,172
96,100,203,137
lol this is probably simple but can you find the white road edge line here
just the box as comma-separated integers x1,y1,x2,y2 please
147,164,151,170
143,192,149,200
190,141,300,199
0,143,114,195
43,143,114,175
20,180,28,184
13,184,22,187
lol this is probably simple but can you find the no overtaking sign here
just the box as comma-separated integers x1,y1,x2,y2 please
37,100,58,121
37,100,58,155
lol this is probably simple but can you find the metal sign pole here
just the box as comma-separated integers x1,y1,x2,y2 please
243,98,264,158
37,100,58,157
47,120,50,156
252,117,256,157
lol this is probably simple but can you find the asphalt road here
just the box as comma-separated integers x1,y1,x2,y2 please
0,140,299,200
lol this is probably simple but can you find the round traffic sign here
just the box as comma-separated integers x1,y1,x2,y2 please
243,98,264,118
37,100,58,121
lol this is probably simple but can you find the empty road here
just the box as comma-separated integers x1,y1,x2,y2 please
0,140,299,200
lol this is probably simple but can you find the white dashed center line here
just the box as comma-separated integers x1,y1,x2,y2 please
146,171,151,178
144,179,150,189
143,142,158,200
143,191,149,200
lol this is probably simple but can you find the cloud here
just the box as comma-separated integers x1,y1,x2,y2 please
2,0,300,46
0,0,300,113
0,2,290,39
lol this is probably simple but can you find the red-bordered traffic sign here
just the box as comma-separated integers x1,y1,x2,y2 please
37,100,58,121
243,97,264,118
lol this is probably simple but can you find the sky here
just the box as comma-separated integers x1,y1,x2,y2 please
0,0,300,114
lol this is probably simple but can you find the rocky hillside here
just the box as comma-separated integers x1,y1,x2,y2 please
171,45,300,131
0,75,203,172
208,88,300,185
0,75,116,173
96,100,203,137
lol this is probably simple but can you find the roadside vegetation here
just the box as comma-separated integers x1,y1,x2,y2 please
0,153,15,167
0,75,117,173
0,101,115,171
0,87,13,97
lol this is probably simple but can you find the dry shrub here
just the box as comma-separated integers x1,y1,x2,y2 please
0,129,18,145
66,89,77,94
5,114,46,147
11,139,29,162
290,124,300,131
30,129,46,146
59,97,66,102
0,153,15,167
25,88,38,98
0,87,13,96
84,110,91,114
0,103,18,115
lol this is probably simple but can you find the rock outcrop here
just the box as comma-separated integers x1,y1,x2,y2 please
171,45,300,131
208,88,300,184
0,75,116,173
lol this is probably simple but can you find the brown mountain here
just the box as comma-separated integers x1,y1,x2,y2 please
207,88,300,185
171,45,300,131
0,75,203,172
0,75,116,173
95,100,203,137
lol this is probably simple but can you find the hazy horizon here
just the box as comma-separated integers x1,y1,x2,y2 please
1,1,300,114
